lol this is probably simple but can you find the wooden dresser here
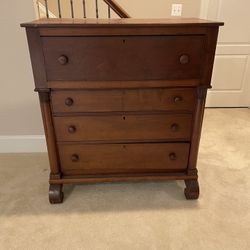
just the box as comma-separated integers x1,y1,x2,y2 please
21,18,223,204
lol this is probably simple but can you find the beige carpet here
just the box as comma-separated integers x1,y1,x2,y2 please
0,108,250,250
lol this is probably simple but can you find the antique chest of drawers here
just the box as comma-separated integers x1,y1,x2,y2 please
21,18,223,203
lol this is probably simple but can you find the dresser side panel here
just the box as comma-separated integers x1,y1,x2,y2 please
25,28,47,89
38,92,61,177
201,27,219,86
187,87,207,176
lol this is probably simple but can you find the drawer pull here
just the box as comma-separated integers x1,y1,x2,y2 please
68,126,76,133
71,154,79,162
65,98,74,106
57,55,68,65
171,123,179,132
179,54,189,65
169,153,177,161
174,96,182,103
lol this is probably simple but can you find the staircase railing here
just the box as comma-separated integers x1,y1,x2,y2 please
103,0,130,18
37,0,130,19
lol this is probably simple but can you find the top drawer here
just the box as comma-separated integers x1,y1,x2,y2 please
42,35,205,81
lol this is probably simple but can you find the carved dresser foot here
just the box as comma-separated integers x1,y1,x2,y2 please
49,184,64,204
184,179,199,200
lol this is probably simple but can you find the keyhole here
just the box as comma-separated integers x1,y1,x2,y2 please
123,116,126,120
123,39,126,43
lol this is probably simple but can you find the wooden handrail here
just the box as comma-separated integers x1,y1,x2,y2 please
103,0,131,18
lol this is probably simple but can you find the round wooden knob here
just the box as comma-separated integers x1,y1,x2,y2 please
58,55,68,65
71,154,79,162
169,153,177,161
180,54,189,65
174,96,182,103
68,126,76,133
65,98,73,106
171,123,179,132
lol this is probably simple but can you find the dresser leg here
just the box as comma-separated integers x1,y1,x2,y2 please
49,184,64,204
184,179,199,200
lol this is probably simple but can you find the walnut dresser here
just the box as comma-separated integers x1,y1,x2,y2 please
21,18,223,204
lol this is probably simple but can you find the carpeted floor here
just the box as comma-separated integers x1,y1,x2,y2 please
0,108,250,250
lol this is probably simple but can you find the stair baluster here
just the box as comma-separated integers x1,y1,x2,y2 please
108,5,111,18
95,0,99,18
44,0,49,18
38,0,129,19
83,0,87,18
58,0,62,18
70,0,74,18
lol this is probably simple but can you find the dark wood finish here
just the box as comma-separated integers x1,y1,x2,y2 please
21,18,224,28
42,36,205,81
53,114,192,142
48,79,200,89
38,27,212,37
184,179,199,200
201,27,220,86
58,143,190,175
49,173,197,185
49,184,64,204
51,88,196,113
25,28,47,89
187,87,207,176
103,0,130,18
22,18,223,203
39,92,61,175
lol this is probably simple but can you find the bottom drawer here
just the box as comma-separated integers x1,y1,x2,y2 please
58,143,190,175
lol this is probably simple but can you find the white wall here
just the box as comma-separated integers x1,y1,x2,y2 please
0,0,46,152
0,0,44,135
115,0,201,18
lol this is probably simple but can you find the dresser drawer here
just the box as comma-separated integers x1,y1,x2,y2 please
51,88,196,113
54,114,192,142
58,143,190,175
42,36,205,81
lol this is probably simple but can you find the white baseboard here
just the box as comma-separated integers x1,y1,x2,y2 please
0,135,47,153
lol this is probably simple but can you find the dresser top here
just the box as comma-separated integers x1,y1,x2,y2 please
21,18,224,28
